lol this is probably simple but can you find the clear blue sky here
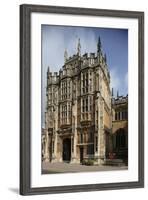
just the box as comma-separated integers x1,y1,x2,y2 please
41,25,128,126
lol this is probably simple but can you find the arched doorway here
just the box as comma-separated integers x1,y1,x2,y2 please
113,128,128,160
115,128,126,149
63,138,71,162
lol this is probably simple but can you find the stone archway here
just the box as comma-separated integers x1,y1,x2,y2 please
115,128,126,149
113,128,128,160
62,138,71,162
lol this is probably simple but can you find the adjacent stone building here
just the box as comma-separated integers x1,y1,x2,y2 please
111,95,128,163
42,38,128,165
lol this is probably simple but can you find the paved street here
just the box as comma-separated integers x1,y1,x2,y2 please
42,162,128,174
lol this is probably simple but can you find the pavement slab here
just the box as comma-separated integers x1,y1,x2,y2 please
42,162,128,174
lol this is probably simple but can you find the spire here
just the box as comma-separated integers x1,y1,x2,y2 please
47,66,50,82
117,90,119,97
47,66,50,73
77,38,81,56
97,36,102,53
104,53,107,63
112,88,114,97
64,49,68,63
47,66,50,77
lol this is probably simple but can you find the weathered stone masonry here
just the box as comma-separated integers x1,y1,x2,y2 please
42,38,128,165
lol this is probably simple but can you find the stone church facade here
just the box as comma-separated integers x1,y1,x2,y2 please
42,38,128,165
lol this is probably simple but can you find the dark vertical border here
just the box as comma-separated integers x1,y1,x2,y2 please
138,12,144,187
20,5,31,195
20,4,144,195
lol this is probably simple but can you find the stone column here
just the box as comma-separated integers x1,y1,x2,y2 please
98,95,102,164
52,106,58,162
100,100,106,162
67,102,68,124
51,132,58,162
44,129,49,162
96,94,106,165
71,134,77,163
94,95,99,162
71,102,78,163
88,70,90,93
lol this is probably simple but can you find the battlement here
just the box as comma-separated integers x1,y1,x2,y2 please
65,54,78,63
59,67,72,79
112,95,128,106
46,37,109,81
90,53,95,58
47,71,59,85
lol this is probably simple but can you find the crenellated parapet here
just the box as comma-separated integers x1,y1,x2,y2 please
47,69,59,86
112,95,128,107
47,37,110,82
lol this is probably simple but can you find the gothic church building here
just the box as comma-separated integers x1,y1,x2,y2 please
42,38,123,165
